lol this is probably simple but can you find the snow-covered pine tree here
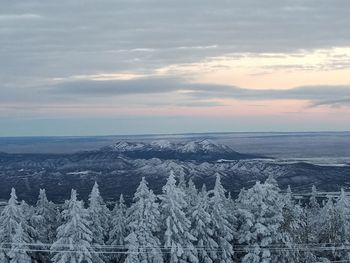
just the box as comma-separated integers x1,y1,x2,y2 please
237,180,284,263
191,184,218,263
51,189,102,263
8,223,31,263
88,182,110,260
160,171,198,263
0,188,33,262
318,196,343,261
55,206,63,236
88,182,110,257
34,189,57,243
336,189,350,236
182,178,197,228
124,177,163,263
124,232,140,263
295,185,321,262
210,174,235,262
307,185,321,244
108,194,127,262
226,190,237,240
276,186,305,263
186,179,198,205
334,189,350,261
185,179,200,217
265,173,279,187
178,173,187,191
32,189,57,263
20,200,34,219
19,200,38,247
310,185,320,209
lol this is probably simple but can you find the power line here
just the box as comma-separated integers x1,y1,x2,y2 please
2,241,350,249
3,242,350,254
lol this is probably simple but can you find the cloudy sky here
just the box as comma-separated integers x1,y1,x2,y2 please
1,0,350,136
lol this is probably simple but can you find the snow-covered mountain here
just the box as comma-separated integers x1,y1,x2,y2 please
105,141,147,152
1,142,350,204
179,139,233,153
0,151,350,202
106,139,233,153
102,139,260,161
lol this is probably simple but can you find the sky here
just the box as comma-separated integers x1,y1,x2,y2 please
1,0,350,136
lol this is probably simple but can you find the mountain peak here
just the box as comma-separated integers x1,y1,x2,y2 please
100,139,259,161
106,139,234,154
108,141,145,152
150,140,173,149
181,139,232,153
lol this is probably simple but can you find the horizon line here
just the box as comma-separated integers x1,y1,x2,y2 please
0,130,350,139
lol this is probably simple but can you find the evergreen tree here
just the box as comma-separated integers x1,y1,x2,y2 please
307,185,321,243
88,182,110,255
335,189,350,260
0,188,33,261
183,179,198,235
51,189,102,263
237,180,284,263
34,189,57,243
108,194,127,262
20,200,34,219
178,173,187,191
8,223,31,263
6,173,350,263
88,182,110,260
186,179,198,203
265,174,278,187
160,171,198,263
32,189,57,262
298,205,318,263
276,186,305,263
124,177,163,263
20,200,38,244
191,185,218,263
124,232,140,263
226,191,236,223
318,197,343,261
210,174,235,262
297,185,321,262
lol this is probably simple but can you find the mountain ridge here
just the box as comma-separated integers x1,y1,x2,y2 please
101,139,263,161
0,140,350,204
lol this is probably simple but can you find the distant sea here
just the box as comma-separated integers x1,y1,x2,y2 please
1,132,350,164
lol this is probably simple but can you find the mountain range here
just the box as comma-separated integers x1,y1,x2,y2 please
1,139,350,204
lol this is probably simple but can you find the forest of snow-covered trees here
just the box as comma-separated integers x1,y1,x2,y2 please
0,172,349,263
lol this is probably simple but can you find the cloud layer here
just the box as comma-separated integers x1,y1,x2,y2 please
1,0,350,135
43,77,350,107
2,0,350,86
